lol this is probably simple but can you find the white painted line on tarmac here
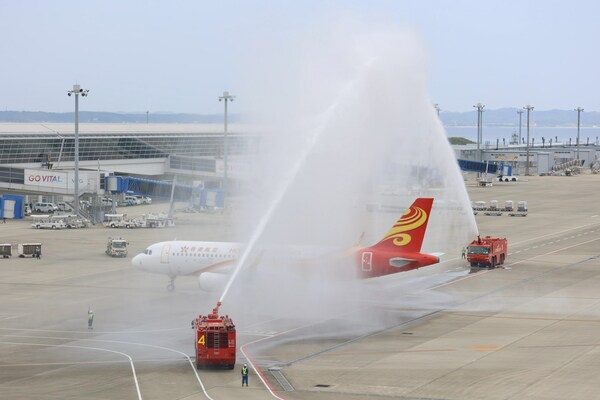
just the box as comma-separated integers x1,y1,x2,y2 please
431,236,600,290
0,341,142,400
514,221,600,245
0,333,214,400
0,326,187,334
240,331,294,400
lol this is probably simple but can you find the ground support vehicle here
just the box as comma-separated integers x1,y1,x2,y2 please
467,236,508,269
497,175,519,182
51,214,88,229
194,302,236,370
33,203,58,213
508,201,528,217
142,213,175,228
0,244,12,258
104,214,140,228
478,178,493,187
106,237,128,257
483,200,503,216
31,215,66,229
18,243,42,258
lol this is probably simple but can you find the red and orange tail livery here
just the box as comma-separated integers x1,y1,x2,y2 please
357,198,439,279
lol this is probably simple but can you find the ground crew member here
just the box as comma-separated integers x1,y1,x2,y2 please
241,363,249,386
34,247,41,259
88,309,94,329
461,247,467,259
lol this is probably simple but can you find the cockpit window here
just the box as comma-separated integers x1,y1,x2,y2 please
144,249,152,255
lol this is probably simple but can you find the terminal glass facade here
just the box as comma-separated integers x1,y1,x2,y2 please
0,133,252,166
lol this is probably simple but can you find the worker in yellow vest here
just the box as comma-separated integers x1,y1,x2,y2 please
241,363,249,386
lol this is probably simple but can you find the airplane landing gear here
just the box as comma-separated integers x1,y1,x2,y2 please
167,276,176,291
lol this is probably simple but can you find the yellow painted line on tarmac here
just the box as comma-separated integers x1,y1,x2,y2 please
300,348,458,357
465,345,499,352
452,312,600,324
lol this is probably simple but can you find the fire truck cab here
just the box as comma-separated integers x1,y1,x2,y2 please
194,302,236,369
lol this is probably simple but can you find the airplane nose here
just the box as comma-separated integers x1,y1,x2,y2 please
131,254,142,268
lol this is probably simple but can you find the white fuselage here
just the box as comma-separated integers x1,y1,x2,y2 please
131,241,243,277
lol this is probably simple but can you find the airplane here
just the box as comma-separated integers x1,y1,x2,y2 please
131,198,439,291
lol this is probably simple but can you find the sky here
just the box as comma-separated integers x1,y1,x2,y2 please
1,0,599,114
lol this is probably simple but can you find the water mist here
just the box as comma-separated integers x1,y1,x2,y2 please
222,20,478,337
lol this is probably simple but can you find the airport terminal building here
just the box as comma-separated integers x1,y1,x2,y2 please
0,123,255,201
1,122,598,210
454,143,600,175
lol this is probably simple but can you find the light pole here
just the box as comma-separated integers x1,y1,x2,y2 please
575,107,584,160
67,84,89,216
218,91,235,200
524,105,534,176
517,109,524,145
473,103,485,162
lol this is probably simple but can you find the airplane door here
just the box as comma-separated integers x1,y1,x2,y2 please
361,252,372,271
160,245,170,264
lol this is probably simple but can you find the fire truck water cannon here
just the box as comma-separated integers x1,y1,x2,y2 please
466,235,508,269
194,301,236,370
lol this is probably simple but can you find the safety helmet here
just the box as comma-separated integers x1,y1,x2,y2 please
244,363,247,367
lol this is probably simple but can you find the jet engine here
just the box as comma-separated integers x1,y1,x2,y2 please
198,272,229,292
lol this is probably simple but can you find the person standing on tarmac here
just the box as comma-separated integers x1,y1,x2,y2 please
241,363,249,386
461,247,467,259
88,309,94,329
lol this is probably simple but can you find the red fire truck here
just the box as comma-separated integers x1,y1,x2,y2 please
466,236,508,269
194,302,236,369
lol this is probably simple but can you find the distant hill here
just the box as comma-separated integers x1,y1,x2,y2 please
0,108,597,126
448,137,475,145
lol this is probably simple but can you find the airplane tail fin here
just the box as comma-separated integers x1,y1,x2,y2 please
373,198,434,254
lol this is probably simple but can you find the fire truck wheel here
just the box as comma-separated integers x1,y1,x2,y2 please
228,364,235,370
490,257,496,269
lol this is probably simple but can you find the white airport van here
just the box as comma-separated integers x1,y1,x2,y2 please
56,202,73,212
34,203,58,213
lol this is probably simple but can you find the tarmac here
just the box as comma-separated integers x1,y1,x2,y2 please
2,173,600,399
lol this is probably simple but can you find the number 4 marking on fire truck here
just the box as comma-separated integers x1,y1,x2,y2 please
198,335,205,345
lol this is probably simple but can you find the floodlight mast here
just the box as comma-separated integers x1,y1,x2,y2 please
218,91,235,206
517,109,524,145
67,84,89,216
575,107,584,160
524,105,534,176
473,103,485,162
